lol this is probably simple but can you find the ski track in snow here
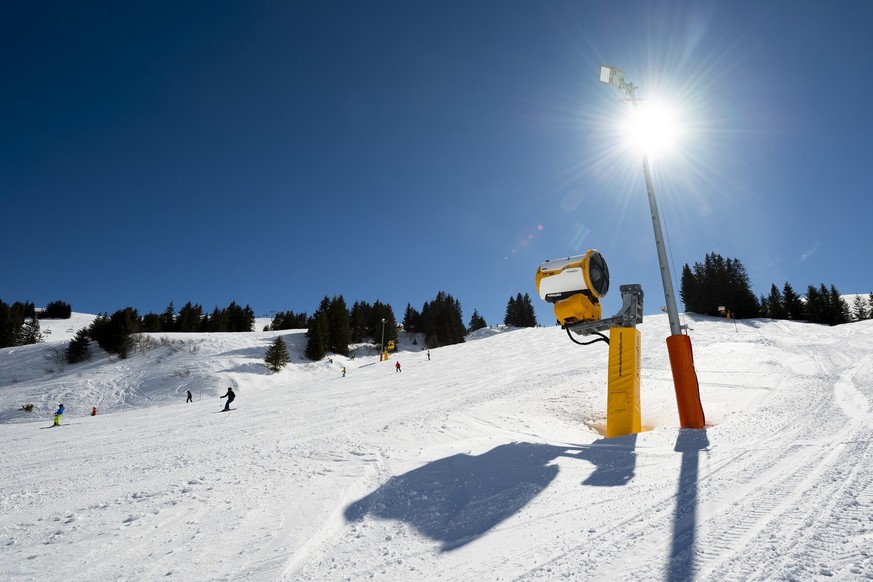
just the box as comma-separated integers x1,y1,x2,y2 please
1,315,873,581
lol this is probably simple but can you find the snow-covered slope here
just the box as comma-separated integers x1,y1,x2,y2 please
1,314,872,581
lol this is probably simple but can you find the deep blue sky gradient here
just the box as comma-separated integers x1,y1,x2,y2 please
3,1,872,326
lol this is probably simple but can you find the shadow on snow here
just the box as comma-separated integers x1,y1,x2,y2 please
345,435,639,551
666,429,710,582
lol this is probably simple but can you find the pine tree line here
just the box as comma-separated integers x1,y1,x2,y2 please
139,301,255,333
304,291,471,359
75,301,256,360
0,300,41,348
680,251,869,326
759,283,862,325
680,253,760,318
266,310,309,331
305,296,398,361
503,293,537,327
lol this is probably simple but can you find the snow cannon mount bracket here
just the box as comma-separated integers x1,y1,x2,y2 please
564,284,644,336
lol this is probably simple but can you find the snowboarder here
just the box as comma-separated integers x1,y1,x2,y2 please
220,387,235,411
53,403,64,426
186,389,193,403
342,366,346,377
395,361,402,373
91,407,97,416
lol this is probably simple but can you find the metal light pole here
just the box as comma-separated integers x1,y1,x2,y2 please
380,318,386,362
599,65,705,429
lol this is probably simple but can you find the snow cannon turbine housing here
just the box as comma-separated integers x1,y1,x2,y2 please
536,250,610,325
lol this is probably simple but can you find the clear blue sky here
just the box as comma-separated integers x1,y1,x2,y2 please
3,1,872,326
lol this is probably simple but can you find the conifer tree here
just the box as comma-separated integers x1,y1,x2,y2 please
503,293,537,327
680,264,699,313
468,309,487,332
326,295,351,356
782,283,804,320
852,295,869,321
349,301,370,342
368,301,397,346
176,302,204,332
503,295,517,326
421,291,464,348
758,294,769,318
305,312,327,361
140,313,162,332
160,302,176,331
89,308,140,358
65,328,91,364
519,293,537,327
804,285,823,323
766,284,786,319
20,316,44,345
0,301,15,348
265,336,290,372
403,303,421,334
829,285,850,325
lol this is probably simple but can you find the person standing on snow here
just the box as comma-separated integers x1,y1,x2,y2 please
53,403,65,426
186,389,193,403
395,361,402,373
220,387,235,411
342,366,346,377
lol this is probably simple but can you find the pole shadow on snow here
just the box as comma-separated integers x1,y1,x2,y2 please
344,435,638,551
665,429,710,582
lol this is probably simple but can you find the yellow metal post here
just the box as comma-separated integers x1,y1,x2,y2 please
606,327,641,437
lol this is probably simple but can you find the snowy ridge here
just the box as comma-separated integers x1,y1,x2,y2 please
1,314,872,580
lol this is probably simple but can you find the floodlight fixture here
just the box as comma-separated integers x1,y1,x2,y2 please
599,65,626,91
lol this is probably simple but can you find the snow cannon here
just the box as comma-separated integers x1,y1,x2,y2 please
536,250,610,325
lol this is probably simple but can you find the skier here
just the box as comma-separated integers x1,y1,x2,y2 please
427,350,431,361
53,403,64,426
186,389,193,403
395,361,402,373
91,407,97,416
342,366,346,377
220,387,235,411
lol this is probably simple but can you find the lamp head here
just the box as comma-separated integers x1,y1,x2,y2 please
599,65,625,90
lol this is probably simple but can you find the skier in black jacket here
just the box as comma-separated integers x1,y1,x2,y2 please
220,387,235,411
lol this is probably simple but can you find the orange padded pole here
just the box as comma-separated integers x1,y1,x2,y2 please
666,334,705,428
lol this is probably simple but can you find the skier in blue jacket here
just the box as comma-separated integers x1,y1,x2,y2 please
53,403,65,426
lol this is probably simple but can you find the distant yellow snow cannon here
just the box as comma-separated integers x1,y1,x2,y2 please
536,250,610,326
536,249,645,437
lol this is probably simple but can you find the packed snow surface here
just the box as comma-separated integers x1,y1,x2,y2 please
1,313,872,581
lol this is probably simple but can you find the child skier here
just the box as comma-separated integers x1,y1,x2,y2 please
53,403,65,426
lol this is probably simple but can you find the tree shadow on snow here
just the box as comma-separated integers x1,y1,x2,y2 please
345,436,638,551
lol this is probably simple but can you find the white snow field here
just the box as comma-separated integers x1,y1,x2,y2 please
1,313,872,581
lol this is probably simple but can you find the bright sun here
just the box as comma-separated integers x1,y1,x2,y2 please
621,99,682,158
